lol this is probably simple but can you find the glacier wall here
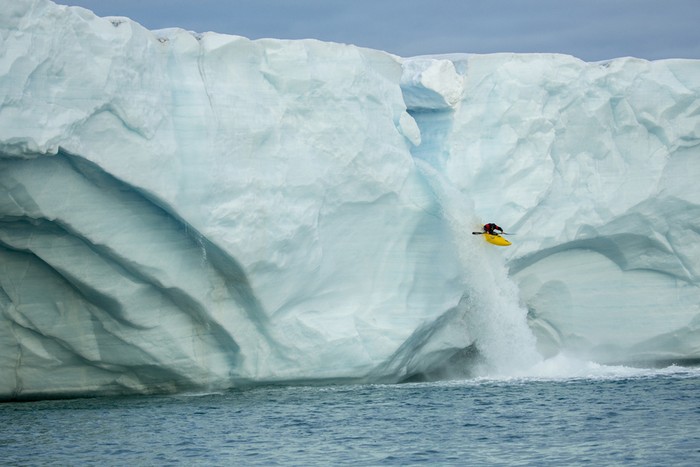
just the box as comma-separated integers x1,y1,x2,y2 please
405,53,700,363
1,0,699,399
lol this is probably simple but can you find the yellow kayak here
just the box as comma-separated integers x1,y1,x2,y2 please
484,234,511,246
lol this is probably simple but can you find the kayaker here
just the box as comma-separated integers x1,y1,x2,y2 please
483,223,504,235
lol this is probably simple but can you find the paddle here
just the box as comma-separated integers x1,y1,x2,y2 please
471,231,515,235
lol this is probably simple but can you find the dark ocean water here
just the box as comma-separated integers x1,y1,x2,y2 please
2,367,699,466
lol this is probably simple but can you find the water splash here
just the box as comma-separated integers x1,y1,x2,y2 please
416,159,542,376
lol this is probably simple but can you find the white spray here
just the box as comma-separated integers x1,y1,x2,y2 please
416,159,542,376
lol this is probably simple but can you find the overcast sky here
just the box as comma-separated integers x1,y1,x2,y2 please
53,0,700,62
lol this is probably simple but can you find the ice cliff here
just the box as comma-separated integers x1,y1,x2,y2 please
1,0,699,400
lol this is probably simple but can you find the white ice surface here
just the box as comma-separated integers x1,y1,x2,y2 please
1,0,699,399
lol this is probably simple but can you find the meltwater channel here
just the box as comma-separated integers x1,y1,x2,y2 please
2,366,699,466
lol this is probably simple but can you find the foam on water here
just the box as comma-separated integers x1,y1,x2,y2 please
477,354,700,384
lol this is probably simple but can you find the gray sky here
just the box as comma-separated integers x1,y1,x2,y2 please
52,0,700,61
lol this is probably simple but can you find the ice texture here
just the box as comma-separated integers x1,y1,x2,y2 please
416,54,700,364
1,0,699,399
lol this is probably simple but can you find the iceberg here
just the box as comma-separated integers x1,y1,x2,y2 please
1,0,699,400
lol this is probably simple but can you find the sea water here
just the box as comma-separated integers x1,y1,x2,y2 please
2,366,699,466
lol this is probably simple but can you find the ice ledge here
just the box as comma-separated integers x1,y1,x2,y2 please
400,57,464,110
